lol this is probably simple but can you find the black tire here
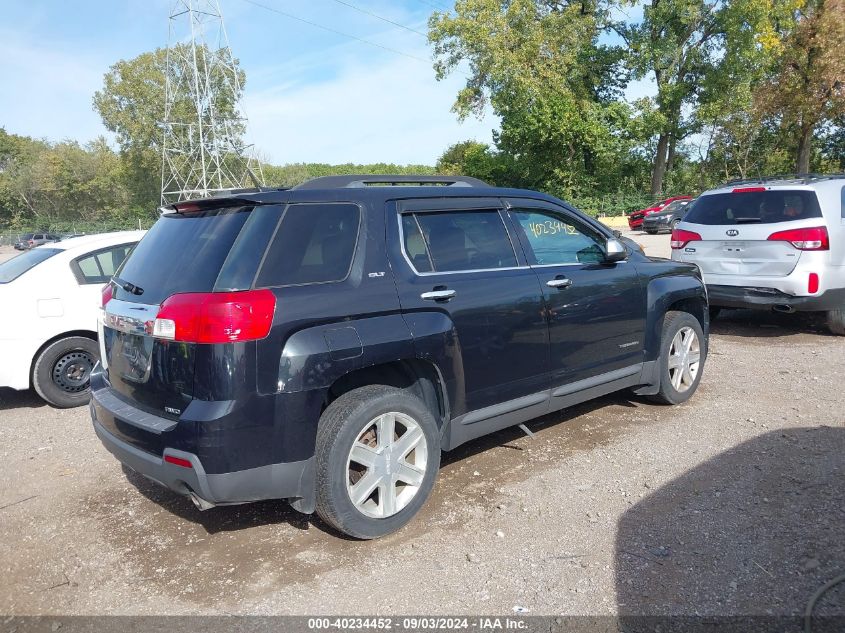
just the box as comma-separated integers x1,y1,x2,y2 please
314,385,441,539
709,307,721,322
827,308,845,335
32,336,99,408
645,229,657,235
671,218,681,231
648,311,706,405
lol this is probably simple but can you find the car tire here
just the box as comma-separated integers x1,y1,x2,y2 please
827,308,845,335
32,336,99,408
645,229,657,235
314,385,441,539
671,218,681,231
648,311,706,405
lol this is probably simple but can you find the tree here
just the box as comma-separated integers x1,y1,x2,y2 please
93,45,246,209
620,0,728,194
429,0,639,199
755,0,845,173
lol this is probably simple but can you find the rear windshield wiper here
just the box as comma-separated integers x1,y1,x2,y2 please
734,217,762,224
114,276,144,296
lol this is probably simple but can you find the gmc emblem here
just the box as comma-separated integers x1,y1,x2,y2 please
726,229,740,237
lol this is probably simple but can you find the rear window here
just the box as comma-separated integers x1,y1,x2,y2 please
255,203,360,287
113,209,251,304
0,248,61,283
684,190,822,225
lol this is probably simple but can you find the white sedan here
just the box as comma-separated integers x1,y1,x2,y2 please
0,231,145,407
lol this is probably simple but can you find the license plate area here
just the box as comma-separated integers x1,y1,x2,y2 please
106,329,154,384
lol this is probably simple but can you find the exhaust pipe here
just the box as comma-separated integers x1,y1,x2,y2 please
773,304,796,314
188,491,216,511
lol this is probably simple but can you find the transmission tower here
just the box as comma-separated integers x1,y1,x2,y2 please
161,0,263,204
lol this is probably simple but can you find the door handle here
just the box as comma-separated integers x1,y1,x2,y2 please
546,277,573,289
420,289,456,301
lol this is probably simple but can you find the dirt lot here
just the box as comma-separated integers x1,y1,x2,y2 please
0,232,843,618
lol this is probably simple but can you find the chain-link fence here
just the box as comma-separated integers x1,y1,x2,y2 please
0,219,156,247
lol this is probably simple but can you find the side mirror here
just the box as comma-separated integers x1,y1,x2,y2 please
605,238,628,263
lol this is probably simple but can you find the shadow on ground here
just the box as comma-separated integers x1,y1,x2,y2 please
0,387,45,411
711,309,831,339
616,426,844,631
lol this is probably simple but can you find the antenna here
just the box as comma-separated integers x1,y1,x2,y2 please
161,0,264,204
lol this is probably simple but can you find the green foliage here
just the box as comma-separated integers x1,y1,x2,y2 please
263,163,438,188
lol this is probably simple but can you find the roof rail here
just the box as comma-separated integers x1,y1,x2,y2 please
292,174,490,190
723,173,845,186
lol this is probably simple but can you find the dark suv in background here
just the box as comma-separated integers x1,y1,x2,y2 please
92,175,709,539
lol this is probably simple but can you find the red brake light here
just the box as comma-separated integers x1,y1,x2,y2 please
767,226,829,251
670,228,702,249
732,187,767,193
101,283,114,308
153,290,276,344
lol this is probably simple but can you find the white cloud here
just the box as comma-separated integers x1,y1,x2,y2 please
244,54,498,165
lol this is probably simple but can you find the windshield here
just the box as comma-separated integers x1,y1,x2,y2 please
0,248,61,283
683,190,822,225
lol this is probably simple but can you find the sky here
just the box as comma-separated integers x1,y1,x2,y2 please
0,0,651,166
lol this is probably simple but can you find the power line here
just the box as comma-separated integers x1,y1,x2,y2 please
239,0,433,66
328,0,427,37
417,0,452,12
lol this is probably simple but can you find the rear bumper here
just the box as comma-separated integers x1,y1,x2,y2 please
707,285,845,312
90,373,315,511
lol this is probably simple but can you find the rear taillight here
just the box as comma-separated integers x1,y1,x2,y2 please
670,228,702,249
101,283,114,308
767,226,829,251
152,290,276,344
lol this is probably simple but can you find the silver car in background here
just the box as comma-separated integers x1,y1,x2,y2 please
670,175,845,335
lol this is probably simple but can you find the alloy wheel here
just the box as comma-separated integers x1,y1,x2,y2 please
345,412,428,518
667,326,700,393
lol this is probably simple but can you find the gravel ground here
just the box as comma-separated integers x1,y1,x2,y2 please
0,232,843,618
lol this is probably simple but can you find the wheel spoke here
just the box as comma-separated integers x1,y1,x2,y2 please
687,351,701,365
376,413,395,449
349,471,381,506
671,367,684,390
393,426,424,460
683,329,695,352
680,365,689,386
379,479,397,516
349,442,379,469
394,461,425,487
668,354,683,369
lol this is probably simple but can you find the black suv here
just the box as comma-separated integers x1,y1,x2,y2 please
92,175,709,539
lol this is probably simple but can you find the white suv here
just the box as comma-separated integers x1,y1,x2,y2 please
670,175,845,334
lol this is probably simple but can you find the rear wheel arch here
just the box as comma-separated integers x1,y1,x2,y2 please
325,359,449,429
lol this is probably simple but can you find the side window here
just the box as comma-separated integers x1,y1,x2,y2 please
73,244,135,284
256,203,360,287
401,214,433,273
411,210,517,272
510,208,606,265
